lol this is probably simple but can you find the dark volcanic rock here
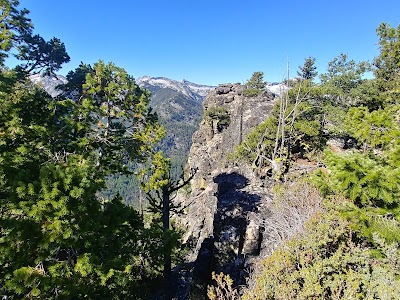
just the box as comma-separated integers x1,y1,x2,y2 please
215,84,232,94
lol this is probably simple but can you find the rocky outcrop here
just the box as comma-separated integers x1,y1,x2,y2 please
174,84,277,296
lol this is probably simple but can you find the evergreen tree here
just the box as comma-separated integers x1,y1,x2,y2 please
0,0,32,65
374,23,400,82
236,22,400,299
373,23,400,105
297,56,318,80
15,34,70,75
59,62,93,97
0,1,166,298
0,61,165,299
244,71,266,97
140,151,196,297
320,53,370,97
0,0,69,76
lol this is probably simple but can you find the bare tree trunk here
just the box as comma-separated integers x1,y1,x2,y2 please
252,70,312,179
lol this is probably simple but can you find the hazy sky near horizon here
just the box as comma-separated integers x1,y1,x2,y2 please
16,0,400,86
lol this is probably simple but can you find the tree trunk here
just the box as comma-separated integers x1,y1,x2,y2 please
162,187,172,297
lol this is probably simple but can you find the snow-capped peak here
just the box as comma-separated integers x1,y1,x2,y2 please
29,73,67,97
136,76,215,102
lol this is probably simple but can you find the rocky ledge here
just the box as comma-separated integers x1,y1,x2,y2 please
174,83,278,296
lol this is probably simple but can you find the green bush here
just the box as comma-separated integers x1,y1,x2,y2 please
321,149,400,208
243,211,400,300
243,87,262,97
204,106,230,131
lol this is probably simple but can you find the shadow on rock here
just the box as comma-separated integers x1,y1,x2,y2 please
190,172,261,297
213,172,261,285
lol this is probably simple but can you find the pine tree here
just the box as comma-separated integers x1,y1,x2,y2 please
0,62,166,299
0,2,166,298
374,23,400,82
244,71,266,97
0,0,32,65
140,151,196,297
297,56,318,80
373,23,400,105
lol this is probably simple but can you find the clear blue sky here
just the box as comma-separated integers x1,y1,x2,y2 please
16,0,400,86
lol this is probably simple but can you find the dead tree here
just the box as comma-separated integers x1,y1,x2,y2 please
252,67,313,179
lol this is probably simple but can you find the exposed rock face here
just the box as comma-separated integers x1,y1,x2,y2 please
174,84,277,295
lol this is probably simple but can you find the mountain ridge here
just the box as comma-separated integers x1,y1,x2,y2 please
29,73,67,97
136,76,215,103
29,73,286,101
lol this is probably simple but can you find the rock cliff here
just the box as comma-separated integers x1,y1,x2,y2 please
174,83,281,296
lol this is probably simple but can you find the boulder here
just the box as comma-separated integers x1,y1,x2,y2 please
215,84,233,94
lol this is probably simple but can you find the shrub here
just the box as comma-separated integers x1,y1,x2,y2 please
204,106,230,131
243,211,400,300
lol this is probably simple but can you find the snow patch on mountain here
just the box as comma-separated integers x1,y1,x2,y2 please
30,73,286,101
30,74,67,97
136,76,215,102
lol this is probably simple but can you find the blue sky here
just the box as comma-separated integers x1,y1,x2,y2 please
15,0,400,86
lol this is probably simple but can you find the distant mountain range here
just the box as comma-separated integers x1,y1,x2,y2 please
136,76,213,103
29,74,214,101
136,76,214,127
135,77,215,180
30,73,284,106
